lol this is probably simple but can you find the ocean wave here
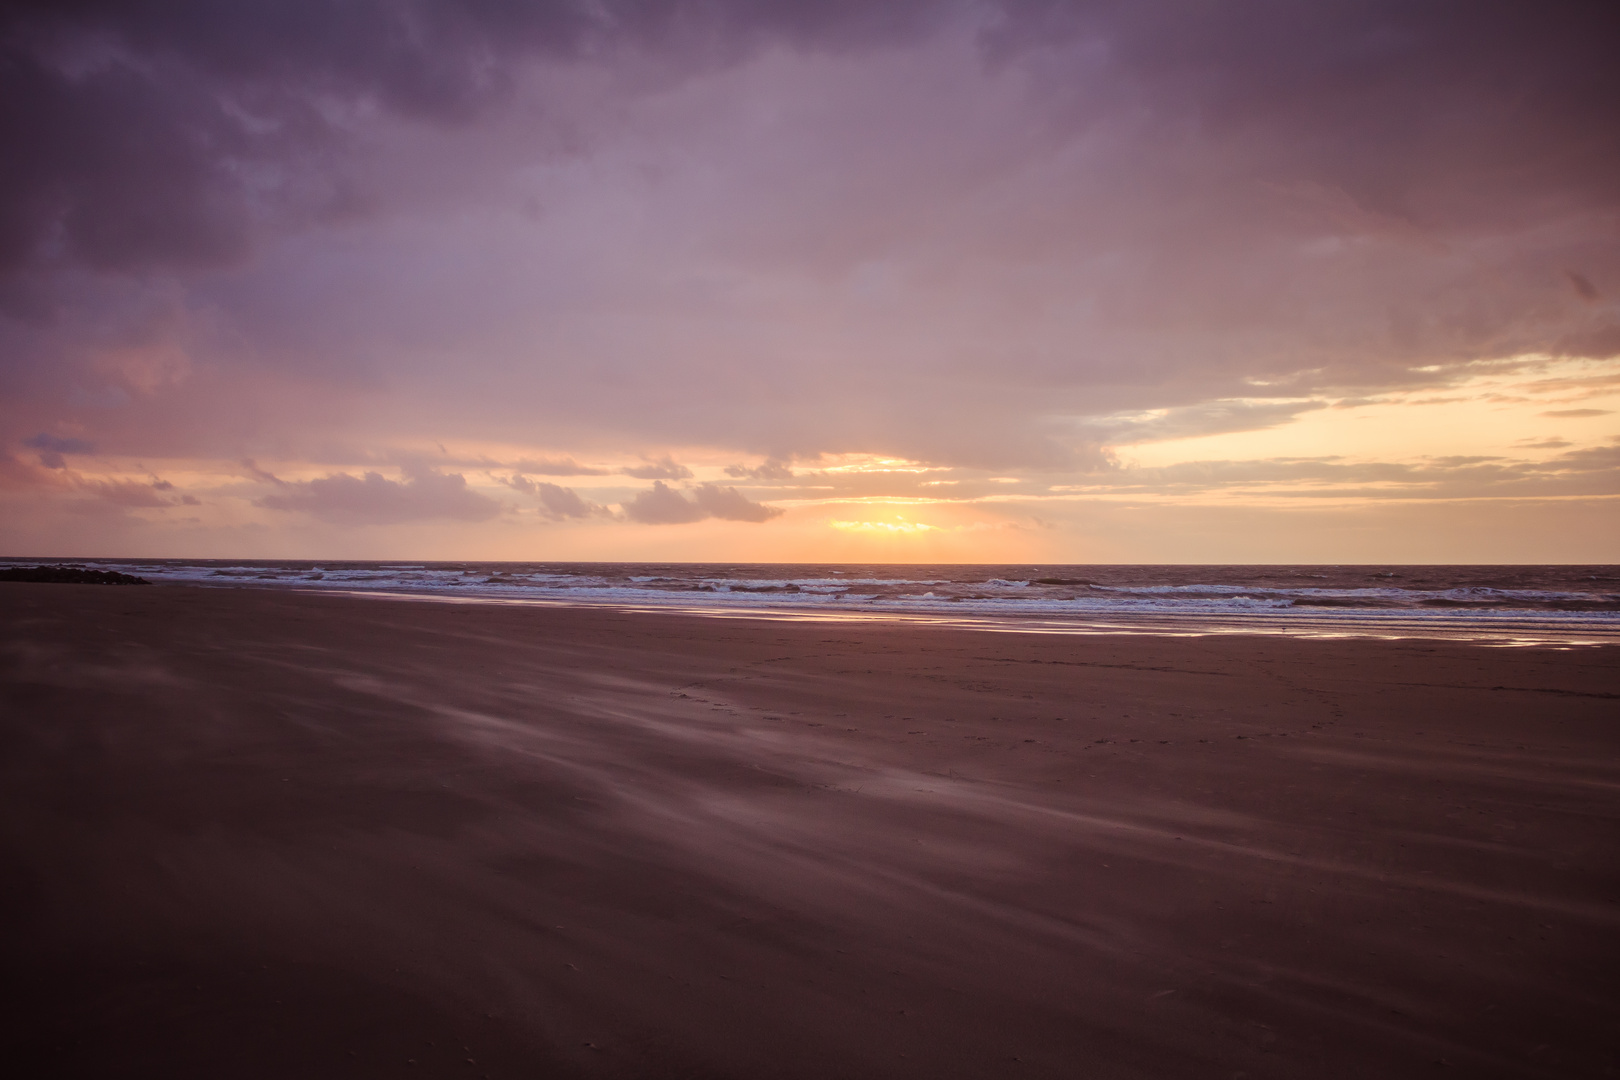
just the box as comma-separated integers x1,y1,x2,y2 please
14,559,1615,642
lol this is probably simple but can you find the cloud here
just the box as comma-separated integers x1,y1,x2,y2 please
257,465,500,524
725,459,795,481
623,481,782,524
0,0,946,292
1550,324,1620,362
510,456,609,476
1567,271,1600,301
502,473,607,519
7,0,1610,294
622,481,706,525
533,482,602,520
1536,442,1620,475
620,455,693,480
691,482,785,522
23,432,94,454
79,478,175,508
1090,400,1329,446
6,2,1616,472
1,1,1616,560
23,432,94,468
988,1,1620,215
1539,408,1612,418
240,458,287,485
1078,442,1620,501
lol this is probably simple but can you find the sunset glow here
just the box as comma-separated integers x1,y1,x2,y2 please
5,8,1617,1075
1,3,1614,562
830,517,941,535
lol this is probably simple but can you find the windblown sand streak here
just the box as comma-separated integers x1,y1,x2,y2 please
2,583,1615,1078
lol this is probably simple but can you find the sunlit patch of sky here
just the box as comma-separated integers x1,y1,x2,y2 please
1121,357,1620,469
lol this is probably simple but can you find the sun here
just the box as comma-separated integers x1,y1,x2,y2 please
830,515,939,535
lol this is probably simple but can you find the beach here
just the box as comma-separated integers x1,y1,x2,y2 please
3,582,1616,1078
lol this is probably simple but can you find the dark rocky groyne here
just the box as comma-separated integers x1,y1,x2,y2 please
0,565,150,585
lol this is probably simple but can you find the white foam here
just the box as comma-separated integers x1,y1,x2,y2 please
34,559,1615,645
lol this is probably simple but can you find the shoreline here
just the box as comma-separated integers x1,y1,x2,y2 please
306,585,1620,646
4,582,1617,1078
5,557,1616,649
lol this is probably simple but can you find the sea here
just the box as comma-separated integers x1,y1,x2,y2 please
9,558,1619,646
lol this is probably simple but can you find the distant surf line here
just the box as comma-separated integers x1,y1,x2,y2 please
308,587,1620,647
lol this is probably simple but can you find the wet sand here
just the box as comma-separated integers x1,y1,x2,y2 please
2,583,1616,1079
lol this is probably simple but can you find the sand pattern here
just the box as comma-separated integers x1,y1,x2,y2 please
2,584,1616,1077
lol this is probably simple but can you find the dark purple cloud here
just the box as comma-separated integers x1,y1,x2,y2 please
23,431,92,467
22,432,93,453
993,1,1620,217
4,1,1612,284
0,0,944,295
1567,273,1601,302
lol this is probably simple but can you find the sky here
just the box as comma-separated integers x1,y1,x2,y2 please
1,0,1616,564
